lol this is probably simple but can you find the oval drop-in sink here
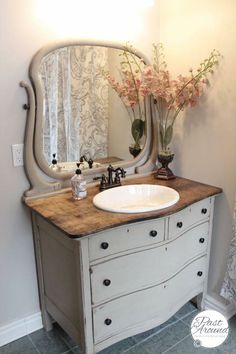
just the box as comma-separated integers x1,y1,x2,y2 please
93,184,180,213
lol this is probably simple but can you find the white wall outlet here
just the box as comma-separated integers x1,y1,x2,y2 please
12,144,24,167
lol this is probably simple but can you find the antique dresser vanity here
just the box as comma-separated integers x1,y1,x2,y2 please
21,40,221,354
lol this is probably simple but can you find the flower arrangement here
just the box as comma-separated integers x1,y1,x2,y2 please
104,43,220,161
140,44,221,155
103,47,146,154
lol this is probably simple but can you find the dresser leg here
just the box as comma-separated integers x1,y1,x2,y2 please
31,212,53,332
41,309,53,331
196,293,205,311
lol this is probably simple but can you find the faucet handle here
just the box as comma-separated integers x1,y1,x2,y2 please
120,168,126,178
114,171,121,184
88,158,93,169
100,174,107,190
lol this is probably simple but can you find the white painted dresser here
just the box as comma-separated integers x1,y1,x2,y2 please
26,176,221,354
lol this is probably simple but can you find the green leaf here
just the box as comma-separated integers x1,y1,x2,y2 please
159,126,164,148
164,125,173,146
131,119,144,144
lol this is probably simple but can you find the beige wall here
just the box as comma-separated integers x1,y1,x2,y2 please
0,0,160,328
1,0,235,333
159,0,236,296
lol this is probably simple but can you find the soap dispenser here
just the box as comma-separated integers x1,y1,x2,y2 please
71,163,87,200
50,153,58,170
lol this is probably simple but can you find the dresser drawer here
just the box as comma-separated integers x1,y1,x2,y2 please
93,256,206,343
88,218,165,262
168,198,211,239
90,222,209,304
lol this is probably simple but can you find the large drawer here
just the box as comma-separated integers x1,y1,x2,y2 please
93,256,206,343
168,198,211,239
90,222,209,304
88,218,165,262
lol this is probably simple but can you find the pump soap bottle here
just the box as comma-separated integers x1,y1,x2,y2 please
71,163,87,200
50,153,58,170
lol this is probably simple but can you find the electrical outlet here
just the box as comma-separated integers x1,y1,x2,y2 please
12,144,24,166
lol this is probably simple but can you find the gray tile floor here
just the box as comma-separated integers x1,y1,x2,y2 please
0,302,235,354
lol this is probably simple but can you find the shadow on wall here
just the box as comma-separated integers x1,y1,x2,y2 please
171,87,223,180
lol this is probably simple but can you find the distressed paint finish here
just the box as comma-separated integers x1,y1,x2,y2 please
25,174,222,238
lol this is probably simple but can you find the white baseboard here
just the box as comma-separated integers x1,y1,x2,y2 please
205,294,236,320
0,312,43,347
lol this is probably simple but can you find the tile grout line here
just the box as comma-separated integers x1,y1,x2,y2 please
175,308,198,322
179,317,190,328
160,334,191,354
121,317,182,354
178,309,199,328
61,349,74,354
60,345,81,354
68,345,81,353
56,330,76,351
121,308,197,354
27,335,41,354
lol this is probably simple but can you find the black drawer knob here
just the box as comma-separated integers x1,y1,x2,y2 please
104,318,112,326
149,230,158,237
101,242,109,250
197,271,203,277
199,238,205,243
103,279,111,286
177,222,183,228
201,208,207,214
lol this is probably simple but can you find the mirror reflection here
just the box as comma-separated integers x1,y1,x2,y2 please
39,45,146,172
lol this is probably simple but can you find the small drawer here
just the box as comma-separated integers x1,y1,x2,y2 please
90,222,209,304
93,256,207,343
88,218,165,262
168,198,211,239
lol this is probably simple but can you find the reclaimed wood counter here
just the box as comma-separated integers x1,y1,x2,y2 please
24,174,222,238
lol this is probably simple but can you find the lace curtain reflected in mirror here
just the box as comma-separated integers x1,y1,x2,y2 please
40,46,109,165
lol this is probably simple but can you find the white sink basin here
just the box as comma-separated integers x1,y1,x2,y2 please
93,184,180,213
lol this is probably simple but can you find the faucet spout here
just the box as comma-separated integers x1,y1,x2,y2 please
115,167,126,178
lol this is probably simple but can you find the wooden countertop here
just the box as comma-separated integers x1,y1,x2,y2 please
25,174,222,238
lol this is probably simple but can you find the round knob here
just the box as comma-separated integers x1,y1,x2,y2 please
197,271,203,277
199,238,205,243
23,103,30,110
101,242,109,250
103,279,111,286
201,208,207,214
177,222,183,228
104,318,112,326
149,230,157,237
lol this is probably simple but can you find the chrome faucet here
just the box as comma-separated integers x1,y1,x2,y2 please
99,165,126,190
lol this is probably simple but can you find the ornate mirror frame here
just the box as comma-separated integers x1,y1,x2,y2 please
21,40,158,199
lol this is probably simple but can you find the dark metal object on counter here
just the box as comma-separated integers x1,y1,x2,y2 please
99,165,126,190
79,155,93,168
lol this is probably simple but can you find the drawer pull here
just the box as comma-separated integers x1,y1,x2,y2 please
199,238,205,243
104,318,112,326
103,279,111,286
201,208,208,214
177,222,183,228
101,242,109,250
197,271,203,277
149,230,158,237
